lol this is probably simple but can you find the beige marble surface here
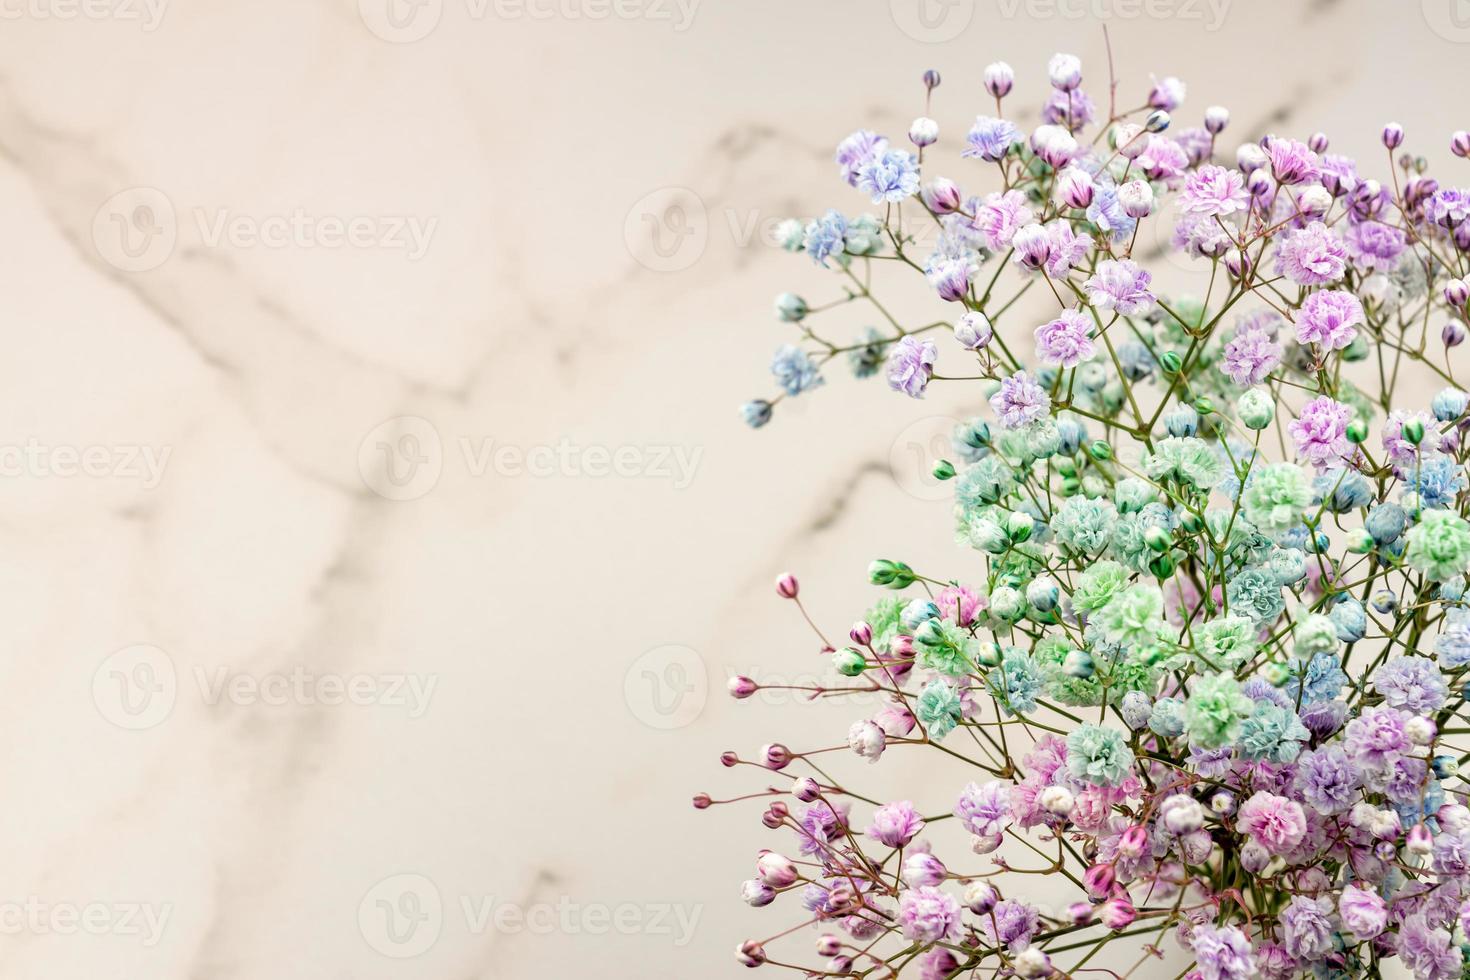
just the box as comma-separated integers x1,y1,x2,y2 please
0,0,1464,975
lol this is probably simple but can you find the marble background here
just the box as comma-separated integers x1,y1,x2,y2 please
0,0,1464,975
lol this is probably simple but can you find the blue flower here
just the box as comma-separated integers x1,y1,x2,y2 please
802,209,848,265
1401,454,1467,510
1285,653,1349,704
740,399,773,428
856,149,920,204
770,345,824,396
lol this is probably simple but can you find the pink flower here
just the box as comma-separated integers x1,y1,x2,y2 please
1295,289,1363,350
1084,259,1156,315
1236,790,1307,855
868,800,925,847
1034,308,1095,367
1275,222,1346,285
1179,164,1249,216
897,886,961,943
1288,396,1352,468
1221,325,1282,385
975,189,1034,251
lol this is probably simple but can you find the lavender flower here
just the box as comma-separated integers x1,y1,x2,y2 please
1179,164,1249,216
1288,396,1352,468
1221,325,1283,385
989,371,1050,429
1295,289,1363,350
1275,222,1347,286
1083,259,1156,315
885,336,938,399
963,116,1022,162
857,148,921,204
1034,309,1095,367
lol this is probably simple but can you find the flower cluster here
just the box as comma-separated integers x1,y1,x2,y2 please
705,53,1470,980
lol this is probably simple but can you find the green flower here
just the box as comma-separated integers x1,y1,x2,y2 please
1241,462,1312,535
1291,613,1339,661
955,458,1017,515
913,619,978,676
1034,637,1102,706
1405,510,1470,582
1065,723,1135,787
1095,583,1165,647
1143,437,1226,489
1237,701,1309,763
1184,672,1254,749
1226,566,1285,624
1113,477,1161,513
1050,495,1118,555
865,595,908,654
1109,504,1175,574
1148,696,1187,738
843,214,885,256
1192,615,1258,671
916,679,963,741
1072,560,1131,613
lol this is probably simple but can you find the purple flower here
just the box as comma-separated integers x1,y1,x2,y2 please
1190,923,1256,980
962,116,1022,162
1044,222,1093,276
1275,222,1347,285
1034,308,1095,367
1179,165,1249,217
1084,259,1155,315
885,336,938,399
1041,87,1095,131
1344,219,1407,272
1342,705,1411,769
1236,791,1306,855
1382,409,1441,468
836,130,887,186
856,148,920,204
925,255,976,303
1288,396,1352,468
1265,136,1321,185
1428,187,1470,230
1137,136,1189,182
1338,886,1387,940
1280,895,1334,959
1400,913,1464,980
989,371,1051,429
1295,289,1363,350
1370,655,1448,714
1221,325,1283,386
955,780,1010,837
795,801,848,857
980,899,1039,952
1173,214,1233,258
897,885,961,943
868,800,924,847
975,190,1034,250
1293,745,1362,814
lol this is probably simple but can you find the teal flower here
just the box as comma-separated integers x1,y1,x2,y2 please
1148,696,1187,738
914,619,979,676
1113,476,1162,513
987,646,1044,716
1405,510,1470,582
1072,560,1131,613
1050,495,1118,555
1185,672,1254,749
865,595,908,654
1034,637,1103,706
1237,702,1310,763
1109,503,1175,574
1065,723,1135,787
1095,583,1165,648
1193,615,1258,671
916,679,963,741
1226,566,1285,624
1143,436,1226,489
955,456,1017,514
1241,462,1312,535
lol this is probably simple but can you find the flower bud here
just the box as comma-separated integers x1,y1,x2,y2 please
849,622,873,646
1204,105,1230,135
1098,897,1137,930
1369,808,1402,840
868,559,915,589
922,178,963,215
1117,179,1154,218
1055,165,1096,209
1083,863,1116,899
1453,130,1470,158
1299,185,1332,215
955,311,993,350
1027,575,1060,612
1406,716,1437,746
1031,124,1079,169
1012,223,1054,271
847,721,885,763
965,880,998,914
1112,123,1150,160
984,61,1014,99
1237,388,1275,430
729,676,758,699
736,940,766,967
1445,278,1470,308
1040,785,1075,817
816,934,842,957
971,831,1003,854
1382,122,1404,150
721,750,739,767
1444,321,1466,348
1148,76,1185,112
1344,528,1374,554
1048,52,1082,91
1404,418,1426,445
741,879,776,906
901,851,947,887
1407,823,1434,856
909,116,939,148
1433,387,1469,422
774,292,807,322
1239,840,1271,874
792,776,820,803
1308,131,1329,153
1161,795,1206,835
922,69,940,91
1014,947,1052,979
760,743,792,770
756,850,798,886
775,573,799,599
1210,791,1236,816
1236,142,1267,172
1145,109,1170,133
1346,418,1369,444
1063,648,1094,678
693,792,712,809
833,647,867,676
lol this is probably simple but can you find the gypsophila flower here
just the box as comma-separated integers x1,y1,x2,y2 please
1296,289,1363,350
1405,510,1470,581
856,147,920,204
1190,924,1257,980
1034,308,1095,367
1274,222,1347,285
963,116,1022,162
1179,164,1249,216
1065,724,1135,787
771,345,823,395
1083,258,1156,315
1241,462,1313,534
803,210,847,265
886,336,938,399
1371,656,1448,714
989,371,1050,429
1220,325,1283,386
897,886,961,943
1288,396,1353,468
